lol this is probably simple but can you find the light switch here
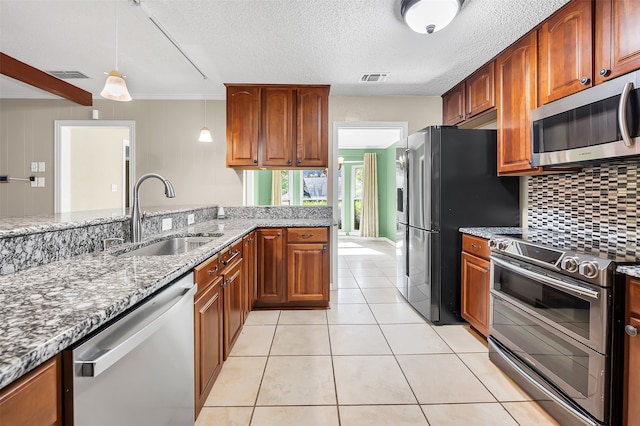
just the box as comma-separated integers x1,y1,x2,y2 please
111,184,118,192
31,162,38,172
37,177,45,187
187,214,195,225
162,218,172,231
38,162,45,172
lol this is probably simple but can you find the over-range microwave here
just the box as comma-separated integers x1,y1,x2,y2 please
531,70,640,166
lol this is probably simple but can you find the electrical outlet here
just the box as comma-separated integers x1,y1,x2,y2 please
187,214,195,225
162,218,172,231
38,162,45,172
0,176,8,183
31,162,38,172
37,177,45,187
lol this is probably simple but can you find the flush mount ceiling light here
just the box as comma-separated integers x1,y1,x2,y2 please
401,0,463,34
101,0,132,101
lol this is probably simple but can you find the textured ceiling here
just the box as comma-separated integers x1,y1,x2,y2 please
0,0,570,100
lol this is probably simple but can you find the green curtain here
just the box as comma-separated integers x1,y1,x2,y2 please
271,170,282,205
361,153,378,237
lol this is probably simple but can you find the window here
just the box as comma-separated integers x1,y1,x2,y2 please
302,169,327,206
281,170,292,205
337,167,343,230
352,165,363,233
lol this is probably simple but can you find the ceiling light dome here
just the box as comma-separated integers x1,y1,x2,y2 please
401,0,462,34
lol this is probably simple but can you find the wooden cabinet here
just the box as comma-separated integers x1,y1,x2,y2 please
624,277,640,426
255,228,286,305
226,86,260,167
243,231,257,320
222,257,244,359
225,84,329,169
595,0,640,84
460,235,491,337
538,0,593,105
0,354,61,426
193,274,223,417
287,227,329,304
496,32,542,175
442,62,495,125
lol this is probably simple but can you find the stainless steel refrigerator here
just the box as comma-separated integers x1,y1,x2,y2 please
396,126,519,324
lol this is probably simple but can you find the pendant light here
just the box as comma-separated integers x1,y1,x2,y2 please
198,77,213,142
101,0,132,101
401,0,462,34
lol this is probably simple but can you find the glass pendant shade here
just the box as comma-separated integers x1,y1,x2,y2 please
101,70,132,101
401,0,460,34
198,127,213,143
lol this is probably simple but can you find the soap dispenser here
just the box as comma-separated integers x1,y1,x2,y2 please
217,206,225,220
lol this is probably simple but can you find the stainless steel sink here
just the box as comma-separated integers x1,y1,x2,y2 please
117,236,216,257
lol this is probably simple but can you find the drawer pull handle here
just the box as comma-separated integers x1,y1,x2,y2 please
301,233,313,238
470,243,482,251
221,250,241,266
208,265,218,275
626,325,638,337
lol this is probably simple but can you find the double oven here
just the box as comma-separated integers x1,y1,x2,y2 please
487,233,624,426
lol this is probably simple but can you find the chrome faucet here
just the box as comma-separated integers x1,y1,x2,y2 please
131,173,175,243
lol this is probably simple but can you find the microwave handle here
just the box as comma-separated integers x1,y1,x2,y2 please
618,82,634,147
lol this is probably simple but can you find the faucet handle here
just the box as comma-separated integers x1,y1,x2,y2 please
103,238,124,251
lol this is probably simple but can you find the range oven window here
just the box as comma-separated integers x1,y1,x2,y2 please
493,263,590,339
492,297,590,398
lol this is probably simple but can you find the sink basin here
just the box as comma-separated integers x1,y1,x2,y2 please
117,236,216,257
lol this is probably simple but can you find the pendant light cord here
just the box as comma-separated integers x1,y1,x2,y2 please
203,77,207,126
114,0,119,70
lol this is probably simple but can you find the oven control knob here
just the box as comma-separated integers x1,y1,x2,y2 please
497,240,511,251
579,261,599,279
488,239,498,249
560,256,580,273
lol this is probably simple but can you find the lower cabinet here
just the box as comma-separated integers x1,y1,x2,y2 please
193,275,223,417
255,228,286,305
460,234,491,338
243,231,257,319
0,354,61,426
625,277,640,426
222,258,244,360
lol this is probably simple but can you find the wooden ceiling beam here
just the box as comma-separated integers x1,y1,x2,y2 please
0,52,93,106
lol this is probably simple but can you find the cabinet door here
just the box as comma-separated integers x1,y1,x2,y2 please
223,259,244,359
243,232,257,320
261,87,294,167
461,252,490,338
256,228,285,303
287,243,329,302
442,82,465,125
0,354,61,426
496,32,541,175
296,87,329,168
538,0,593,105
466,62,495,119
595,0,640,84
226,86,260,167
626,315,640,426
194,276,223,416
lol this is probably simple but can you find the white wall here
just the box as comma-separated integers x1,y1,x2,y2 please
0,96,442,217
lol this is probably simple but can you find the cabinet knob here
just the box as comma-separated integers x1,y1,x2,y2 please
277,232,281,237
323,246,327,251
458,114,463,119
580,77,590,85
297,159,301,164
626,325,638,337
288,159,292,164
253,159,258,163
599,68,610,77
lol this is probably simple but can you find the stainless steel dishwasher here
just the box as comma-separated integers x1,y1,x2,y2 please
63,272,196,426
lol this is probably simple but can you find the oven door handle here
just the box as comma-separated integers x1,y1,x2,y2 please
489,339,598,426
491,256,600,300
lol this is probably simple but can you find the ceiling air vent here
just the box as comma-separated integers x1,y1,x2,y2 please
359,73,389,83
47,71,90,79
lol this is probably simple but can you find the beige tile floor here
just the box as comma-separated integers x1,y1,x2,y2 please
196,238,559,426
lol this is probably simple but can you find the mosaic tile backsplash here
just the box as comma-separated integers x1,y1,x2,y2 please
528,158,639,261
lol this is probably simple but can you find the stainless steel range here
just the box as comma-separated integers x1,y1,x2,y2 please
487,231,625,426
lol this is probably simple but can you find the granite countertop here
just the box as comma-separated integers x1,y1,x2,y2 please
459,227,640,277
0,217,332,390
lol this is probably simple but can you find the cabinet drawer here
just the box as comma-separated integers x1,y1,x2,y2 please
219,239,243,271
194,255,221,295
287,227,328,243
462,234,490,260
629,278,640,314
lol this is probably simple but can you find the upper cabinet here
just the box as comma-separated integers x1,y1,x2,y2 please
225,84,330,169
594,0,640,84
538,0,593,105
496,33,541,175
442,62,495,125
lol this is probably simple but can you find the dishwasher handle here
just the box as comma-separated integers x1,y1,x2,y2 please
76,280,196,378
